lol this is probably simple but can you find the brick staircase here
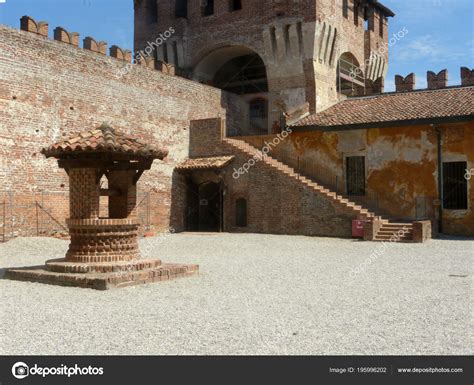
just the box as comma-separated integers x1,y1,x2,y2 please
223,137,418,242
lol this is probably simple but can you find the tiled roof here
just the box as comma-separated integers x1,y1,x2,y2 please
295,86,474,129
42,124,168,159
175,156,235,171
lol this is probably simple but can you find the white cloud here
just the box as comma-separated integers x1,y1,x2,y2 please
396,35,443,62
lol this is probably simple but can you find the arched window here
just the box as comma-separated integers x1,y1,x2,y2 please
336,52,364,96
235,198,247,227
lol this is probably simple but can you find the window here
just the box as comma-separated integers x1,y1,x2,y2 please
249,99,267,119
146,0,158,24
230,0,242,11
202,0,214,16
346,156,366,196
236,198,247,227
353,2,359,26
342,0,348,18
379,15,384,37
175,0,187,18
443,161,468,210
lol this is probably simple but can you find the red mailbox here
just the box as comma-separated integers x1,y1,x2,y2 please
352,219,366,238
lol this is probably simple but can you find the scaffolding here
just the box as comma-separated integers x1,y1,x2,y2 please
337,55,366,96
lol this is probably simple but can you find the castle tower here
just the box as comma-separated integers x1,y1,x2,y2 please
134,0,394,134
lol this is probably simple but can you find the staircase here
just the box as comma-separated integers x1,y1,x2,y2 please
223,137,417,242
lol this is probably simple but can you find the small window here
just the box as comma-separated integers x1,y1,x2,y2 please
353,3,359,26
249,98,267,119
146,0,158,24
443,161,468,210
342,0,348,18
175,0,188,18
379,15,384,37
202,0,214,16
230,0,242,11
236,198,247,227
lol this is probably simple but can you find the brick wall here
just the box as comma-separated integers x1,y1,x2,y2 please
177,118,360,238
0,24,241,240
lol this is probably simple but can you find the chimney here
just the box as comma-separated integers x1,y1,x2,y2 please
395,73,415,92
461,67,474,86
20,16,49,37
427,69,448,89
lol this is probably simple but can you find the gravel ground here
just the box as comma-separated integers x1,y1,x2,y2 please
0,233,472,355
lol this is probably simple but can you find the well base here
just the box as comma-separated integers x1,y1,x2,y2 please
5,262,198,290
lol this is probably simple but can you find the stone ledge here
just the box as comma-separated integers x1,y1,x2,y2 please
46,258,162,273
5,263,199,290
66,218,140,227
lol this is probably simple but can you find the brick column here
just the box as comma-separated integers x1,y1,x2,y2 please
68,168,100,219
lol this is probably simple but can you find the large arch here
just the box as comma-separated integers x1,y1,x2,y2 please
192,45,270,135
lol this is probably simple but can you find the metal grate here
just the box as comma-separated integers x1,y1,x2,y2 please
443,161,468,210
346,156,366,196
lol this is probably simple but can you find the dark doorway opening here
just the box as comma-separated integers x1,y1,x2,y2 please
443,161,468,210
346,156,366,195
235,198,247,227
186,180,223,232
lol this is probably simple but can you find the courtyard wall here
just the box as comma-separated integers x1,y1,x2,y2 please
0,24,242,239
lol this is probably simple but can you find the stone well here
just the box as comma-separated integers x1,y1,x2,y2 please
5,124,198,289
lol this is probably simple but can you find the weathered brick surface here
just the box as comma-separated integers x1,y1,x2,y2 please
135,0,390,120
0,24,241,238
178,118,362,238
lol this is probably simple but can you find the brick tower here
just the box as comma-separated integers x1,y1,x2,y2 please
134,0,394,134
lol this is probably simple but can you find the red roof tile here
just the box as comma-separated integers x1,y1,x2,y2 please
176,156,235,171
42,124,168,160
295,86,474,129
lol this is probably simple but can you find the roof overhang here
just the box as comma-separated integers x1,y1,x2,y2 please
175,156,235,172
291,115,474,132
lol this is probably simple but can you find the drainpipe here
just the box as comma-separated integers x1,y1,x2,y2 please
434,124,443,234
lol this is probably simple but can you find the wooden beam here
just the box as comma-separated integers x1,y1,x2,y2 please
100,188,122,197
133,169,145,185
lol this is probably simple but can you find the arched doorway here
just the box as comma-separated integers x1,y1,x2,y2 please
336,52,365,96
186,181,223,232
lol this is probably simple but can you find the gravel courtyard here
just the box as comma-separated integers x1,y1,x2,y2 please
0,233,472,355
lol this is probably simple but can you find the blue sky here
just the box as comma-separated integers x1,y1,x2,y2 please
0,0,473,91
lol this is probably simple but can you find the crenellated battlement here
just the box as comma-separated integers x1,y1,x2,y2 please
19,15,174,76
83,36,107,55
393,68,470,93
20,15,48,37
461,67,474,86
395,73,416,92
